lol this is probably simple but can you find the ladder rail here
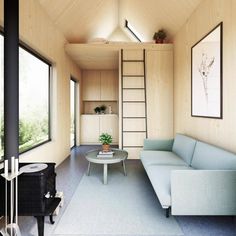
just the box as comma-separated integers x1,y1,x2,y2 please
143,49,148,139
121,49,124,149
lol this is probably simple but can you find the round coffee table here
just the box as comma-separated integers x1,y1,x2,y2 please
85,149,128,184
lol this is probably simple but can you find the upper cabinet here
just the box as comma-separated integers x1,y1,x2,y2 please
82,70,118,101
82,70,101,101
100,70,118,101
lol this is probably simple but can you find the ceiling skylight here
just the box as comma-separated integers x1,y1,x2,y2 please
124,20,142,42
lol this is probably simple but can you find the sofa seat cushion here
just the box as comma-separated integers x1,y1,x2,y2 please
145,165,194,208
140,150,188,167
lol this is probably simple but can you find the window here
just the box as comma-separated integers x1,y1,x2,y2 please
0,34,51,160
0,34,3,161
19,46,51,153
125,20,142,42
70,79,76,148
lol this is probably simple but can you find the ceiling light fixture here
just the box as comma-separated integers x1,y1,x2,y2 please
125,20,141,42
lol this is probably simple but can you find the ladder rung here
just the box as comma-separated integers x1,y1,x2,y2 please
122,60,144,62
123,131,146,133
122,88,145,90
123,117,146,119
123,101,145,103
122,75,144,77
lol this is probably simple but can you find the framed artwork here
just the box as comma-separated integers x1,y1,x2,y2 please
191,22,223,119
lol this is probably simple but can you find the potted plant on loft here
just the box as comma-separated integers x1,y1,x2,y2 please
153,29,167,43
94,106,101,114
99,133,112,152
100,105,107,114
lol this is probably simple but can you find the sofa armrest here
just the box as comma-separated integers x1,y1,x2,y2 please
171,170,236,215
143,138,174,151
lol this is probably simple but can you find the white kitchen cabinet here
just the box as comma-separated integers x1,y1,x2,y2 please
99,115,118,143
81,114,118,144
81,115,100,143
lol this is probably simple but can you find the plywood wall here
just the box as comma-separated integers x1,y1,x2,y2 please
0,0,82,165
174,0,236,153
146,50,173,139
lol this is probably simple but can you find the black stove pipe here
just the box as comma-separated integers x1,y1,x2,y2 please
4,0,19,167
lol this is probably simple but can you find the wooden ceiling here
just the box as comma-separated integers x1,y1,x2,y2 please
38,0,202,43
38,0,118,43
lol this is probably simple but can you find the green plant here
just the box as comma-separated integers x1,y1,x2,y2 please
153,29,167,41
99,133,112,145
100,105,106,113
94,106,101,114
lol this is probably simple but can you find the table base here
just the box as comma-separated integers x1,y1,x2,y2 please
86,160,127,184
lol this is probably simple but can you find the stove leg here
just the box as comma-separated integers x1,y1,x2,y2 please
50,214,55,224
166,207,170,218
36,216,44,236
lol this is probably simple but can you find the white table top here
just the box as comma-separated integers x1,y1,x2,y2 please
85,149,128,164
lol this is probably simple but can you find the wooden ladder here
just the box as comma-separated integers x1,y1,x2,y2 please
121,49,148,151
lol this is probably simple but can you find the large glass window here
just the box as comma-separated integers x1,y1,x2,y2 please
0,34,51,160
19,46,51,153
0,35,3,161
70,79,76,148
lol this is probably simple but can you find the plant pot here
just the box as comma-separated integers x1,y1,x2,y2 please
155,38,164,44
102,144,110,152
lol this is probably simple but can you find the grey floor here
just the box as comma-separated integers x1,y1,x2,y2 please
56,146,236,236
1,145,236,235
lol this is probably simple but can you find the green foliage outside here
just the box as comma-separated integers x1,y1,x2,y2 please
0,117,48,159
19,117,48,152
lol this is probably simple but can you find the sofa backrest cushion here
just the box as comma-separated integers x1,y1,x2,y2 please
172,134,197,165
191,141,236,170
143,139,174,151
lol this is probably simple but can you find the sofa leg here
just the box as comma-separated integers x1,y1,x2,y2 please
165,207,170,218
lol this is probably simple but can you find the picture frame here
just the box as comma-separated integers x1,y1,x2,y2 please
191,22,223,119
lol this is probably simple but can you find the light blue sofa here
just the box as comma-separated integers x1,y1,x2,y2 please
140,134,236,217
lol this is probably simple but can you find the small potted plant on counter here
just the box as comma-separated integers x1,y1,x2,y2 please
99,133,112,152
94,106,101,114
100,105,107,114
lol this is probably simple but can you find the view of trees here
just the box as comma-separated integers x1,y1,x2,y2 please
0,34,51,161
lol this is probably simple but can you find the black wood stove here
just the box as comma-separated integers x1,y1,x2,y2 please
0,163,61,236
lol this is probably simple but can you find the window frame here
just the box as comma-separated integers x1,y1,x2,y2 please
0,30,52,158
